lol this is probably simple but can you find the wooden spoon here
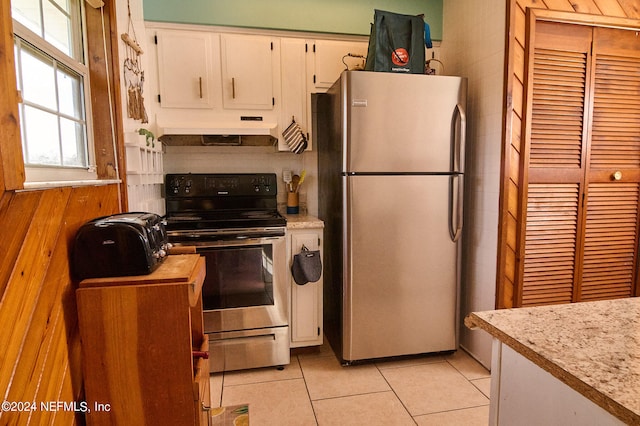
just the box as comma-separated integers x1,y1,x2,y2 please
291,174,300,192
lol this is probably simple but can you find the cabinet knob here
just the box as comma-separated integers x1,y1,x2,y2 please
612,171,623,181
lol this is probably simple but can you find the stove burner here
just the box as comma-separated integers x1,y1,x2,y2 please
164,173,287,238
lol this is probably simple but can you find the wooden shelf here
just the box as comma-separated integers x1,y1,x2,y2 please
77,254,210,425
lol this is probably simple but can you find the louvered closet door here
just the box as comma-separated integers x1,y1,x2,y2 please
581,28,640,301
520,22,591,306
519,22,640,307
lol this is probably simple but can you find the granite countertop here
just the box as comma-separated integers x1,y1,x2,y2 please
283,214,324,229
465,298,640,425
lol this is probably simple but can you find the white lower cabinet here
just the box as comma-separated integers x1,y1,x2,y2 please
288,226,323,348
490,341,625,425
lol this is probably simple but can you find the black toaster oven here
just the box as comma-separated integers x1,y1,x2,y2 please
73,212,171,280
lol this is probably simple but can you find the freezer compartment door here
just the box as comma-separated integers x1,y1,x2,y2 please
343,175,459,361
345,71,466,173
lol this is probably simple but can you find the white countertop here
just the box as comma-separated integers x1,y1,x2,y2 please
465,298,640,425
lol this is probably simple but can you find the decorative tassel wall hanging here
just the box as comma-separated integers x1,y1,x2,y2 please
121,0,148,123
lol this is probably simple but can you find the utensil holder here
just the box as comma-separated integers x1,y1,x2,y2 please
287,192,299,214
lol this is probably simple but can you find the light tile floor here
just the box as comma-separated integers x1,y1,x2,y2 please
209,339,491,425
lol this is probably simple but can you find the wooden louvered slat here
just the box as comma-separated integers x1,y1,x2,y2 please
590,54,640,168
529,48,587,168
522,184,579,306
581,183,638,300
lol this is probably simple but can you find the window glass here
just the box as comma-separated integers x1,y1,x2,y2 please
60,118,86,166
20,45,57,110
42,0,74,57
12,0,93,181
23,105,60,165
57,66,83,118
11,0,41,35
13,0,77,59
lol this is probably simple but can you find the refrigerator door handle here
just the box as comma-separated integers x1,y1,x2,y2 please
448,102,466,242
451,103,467,173
449,174,464,242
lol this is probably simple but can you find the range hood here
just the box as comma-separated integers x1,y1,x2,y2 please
158,121,279,139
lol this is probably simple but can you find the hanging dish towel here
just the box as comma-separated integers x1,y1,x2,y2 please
291,245,322,285
282,117,308,154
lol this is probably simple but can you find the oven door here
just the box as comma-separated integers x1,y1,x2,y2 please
195,235,288,334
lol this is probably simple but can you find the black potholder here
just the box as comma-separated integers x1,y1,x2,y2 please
291,245,322,285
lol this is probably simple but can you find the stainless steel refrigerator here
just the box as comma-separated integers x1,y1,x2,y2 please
316,70,467,363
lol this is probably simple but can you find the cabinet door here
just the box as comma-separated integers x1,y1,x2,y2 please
221,34,275,109
310,39,368,91
290,230,323,347
156,30,219,109
517,22,640,307
279,38,308,151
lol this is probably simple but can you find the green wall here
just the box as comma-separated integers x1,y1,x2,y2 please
142,0,443,40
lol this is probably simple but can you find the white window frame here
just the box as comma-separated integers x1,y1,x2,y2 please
12,0,97,184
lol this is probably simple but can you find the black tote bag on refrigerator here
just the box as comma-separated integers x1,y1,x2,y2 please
365,9,429,74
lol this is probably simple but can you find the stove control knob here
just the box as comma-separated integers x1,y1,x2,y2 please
265,185,271,192
254,185,261,192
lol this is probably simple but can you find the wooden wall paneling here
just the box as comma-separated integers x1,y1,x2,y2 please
5,239,70,401
0,188,71,393
514,3,528,48
513,42,526,85
497,0,517,309
617,0,640,19
0,0,25,191
0,185,119,425
569,0,603,14
0,192,39,296
540,0,574,11
592,0,627,16
57,365,81,425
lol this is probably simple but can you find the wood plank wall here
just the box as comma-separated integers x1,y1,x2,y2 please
0,186,120,424
0,1,125,424
497,0,640,308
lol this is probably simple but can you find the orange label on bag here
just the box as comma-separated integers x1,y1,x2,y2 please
391,48,409,66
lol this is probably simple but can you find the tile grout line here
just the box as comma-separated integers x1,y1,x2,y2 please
297,354,321,426
374,362,420,426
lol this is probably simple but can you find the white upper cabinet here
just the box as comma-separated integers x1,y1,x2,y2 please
279,38,308,151
155,30,220,109
221,34,276,110
310,39,369,91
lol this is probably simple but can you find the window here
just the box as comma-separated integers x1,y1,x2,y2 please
11,0,96,182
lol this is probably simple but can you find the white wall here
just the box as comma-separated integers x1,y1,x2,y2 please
440,0,506,368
